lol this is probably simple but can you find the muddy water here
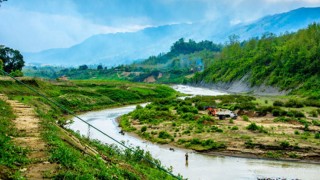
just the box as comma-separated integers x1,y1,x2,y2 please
68,85,320,180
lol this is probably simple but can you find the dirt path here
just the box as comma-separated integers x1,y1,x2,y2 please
0,94,57,179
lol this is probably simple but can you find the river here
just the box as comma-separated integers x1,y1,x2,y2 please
68,85,320,180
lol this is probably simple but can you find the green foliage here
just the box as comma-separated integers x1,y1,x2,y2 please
158,131,172,139
9,70,23,77
192,23,320,95
242,115,249,121
141,126,147,133
279,141,290,149
183,138,226,150
287,110,305,118
0,46,25,74
177,105,198,114
246,122,267,133
273,100,284,106
284,99,304,108
210,126,223,133
231,126,238,130
244,139,255,148
0,100,28,178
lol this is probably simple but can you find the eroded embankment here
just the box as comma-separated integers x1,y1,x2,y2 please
189,75,290,95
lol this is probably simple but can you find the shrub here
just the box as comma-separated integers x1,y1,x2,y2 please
244,139,255,148
177,105,198,114
315,133,320,139
210,126,223,133
284,99,304,108
312,120,320,126
140,126,147,133
287,110,305,118
246,123,267,133
136,105,143,110
247,122,259,131
272,109,287,116
242,115,249,121
272,109,280,116
309,110,318,117
273,100,284,106
158,131,172,139
279,141,290,149
231,126,238,130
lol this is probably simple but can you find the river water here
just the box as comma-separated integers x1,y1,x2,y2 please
68,85,320,180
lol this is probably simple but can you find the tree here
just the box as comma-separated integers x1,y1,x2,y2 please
79,65,88,70
97,64,103,70
0,46,25,74
0,0,8,6
0,59,3,75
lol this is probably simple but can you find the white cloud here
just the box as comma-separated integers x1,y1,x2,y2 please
0,7,148,52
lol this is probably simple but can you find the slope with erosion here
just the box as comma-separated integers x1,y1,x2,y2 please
191,23,320,97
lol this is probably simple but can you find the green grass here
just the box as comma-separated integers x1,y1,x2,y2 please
0,100,29,179
0,78,181,179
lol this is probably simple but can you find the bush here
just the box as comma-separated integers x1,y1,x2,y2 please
9,70,23,77
272,109,280,116
279,141,290,149
158,131,172,139
244,139,255,148
177,105,198,114
287,110,305,118
284,99,304,108
247,122,259,131
140,126,147,133
312,120,320,126
309,110,318,117
273,100,284,106
210,126,223,133
242,115,249,121
231,126,238,130
246,123,267,133
315,133,320,139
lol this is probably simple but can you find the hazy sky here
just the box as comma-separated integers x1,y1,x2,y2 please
1,0,320,52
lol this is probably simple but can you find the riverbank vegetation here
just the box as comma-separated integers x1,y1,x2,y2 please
0,78,180,179
191,23,320,96
120,94,320,162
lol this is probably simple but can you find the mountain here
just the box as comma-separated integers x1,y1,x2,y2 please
24,7,320,66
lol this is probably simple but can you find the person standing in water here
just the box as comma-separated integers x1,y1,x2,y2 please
185,153,189,166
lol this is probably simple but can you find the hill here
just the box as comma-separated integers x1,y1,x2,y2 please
24,7,320,66
191,23,320,96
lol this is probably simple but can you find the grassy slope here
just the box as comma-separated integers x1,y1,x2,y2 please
0,78,180,179
0,99,29,179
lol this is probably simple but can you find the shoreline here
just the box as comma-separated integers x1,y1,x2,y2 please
117,117,320,165
199,149,320,165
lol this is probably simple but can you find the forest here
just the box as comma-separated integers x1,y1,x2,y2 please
191,23,320,96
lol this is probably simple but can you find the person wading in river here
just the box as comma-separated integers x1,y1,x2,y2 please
185,153,189,166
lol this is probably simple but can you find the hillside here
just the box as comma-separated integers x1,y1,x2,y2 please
24,7,320,66
191,23,320,96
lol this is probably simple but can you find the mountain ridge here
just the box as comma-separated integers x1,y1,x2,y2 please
24,7,320,66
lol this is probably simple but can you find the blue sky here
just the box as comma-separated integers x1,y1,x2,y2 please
1,0,320,52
